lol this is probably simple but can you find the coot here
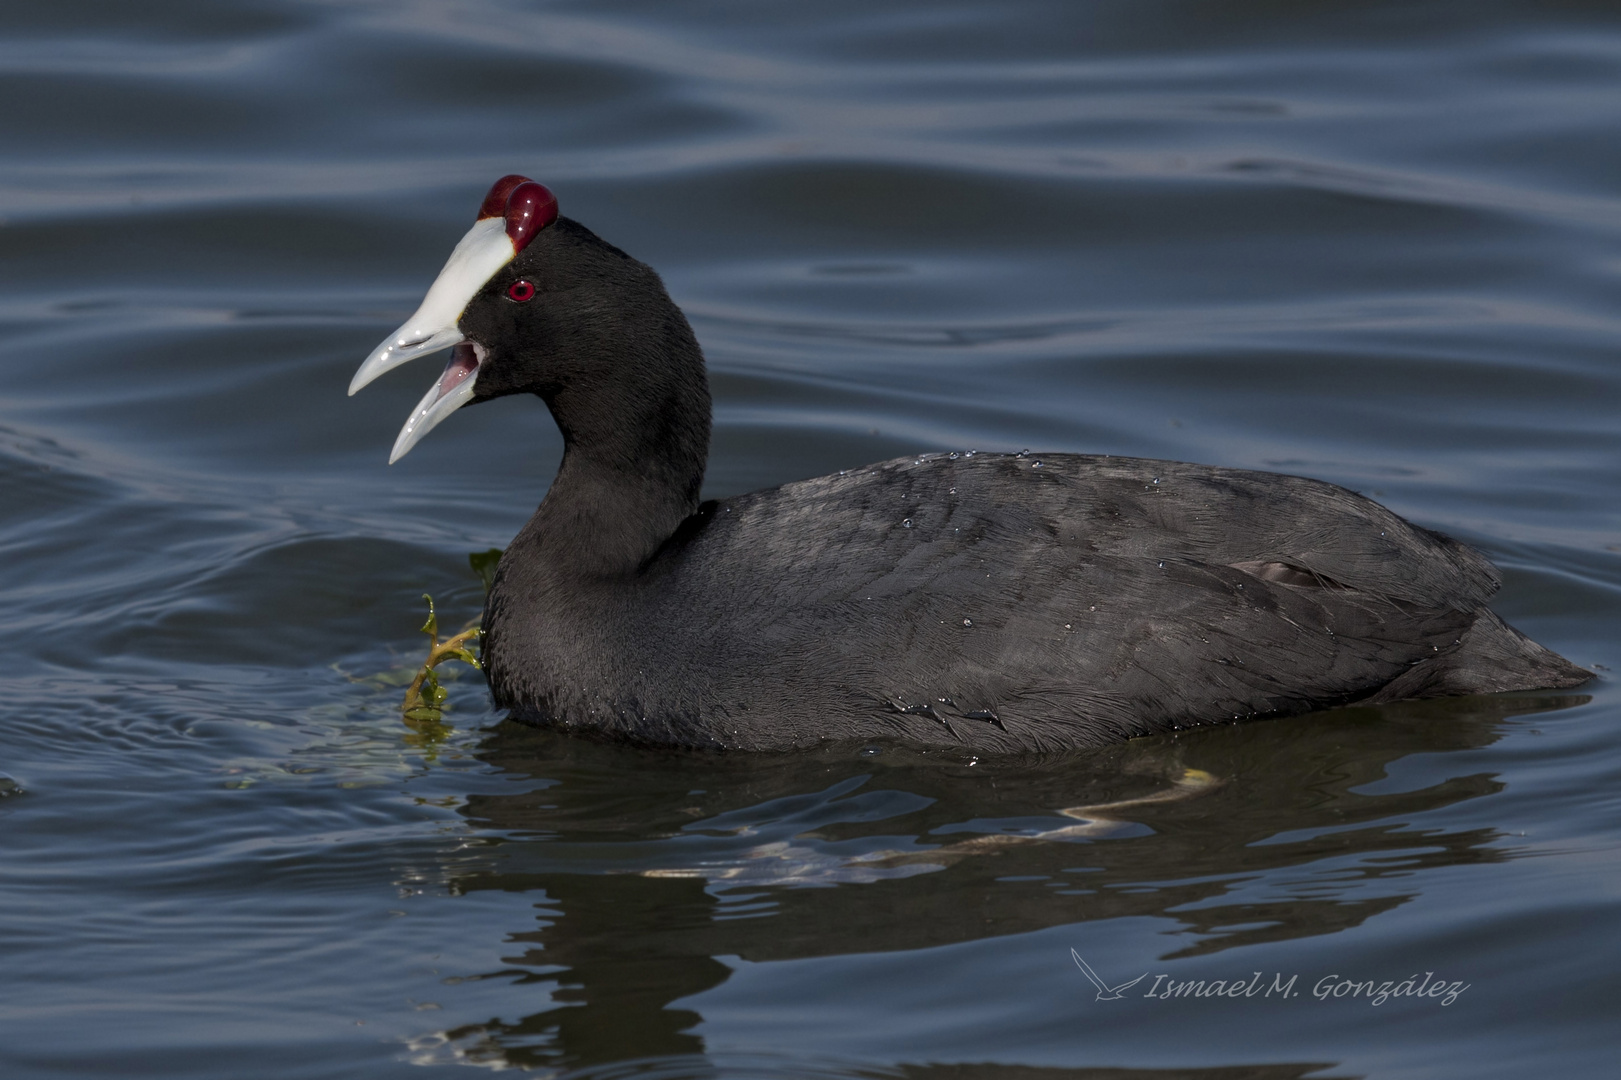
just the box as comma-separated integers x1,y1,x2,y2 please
349,175,1589,750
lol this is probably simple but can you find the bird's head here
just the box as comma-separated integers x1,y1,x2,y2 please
349,174,676,463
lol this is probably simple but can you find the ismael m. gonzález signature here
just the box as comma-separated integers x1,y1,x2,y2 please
1071,951,1470,1006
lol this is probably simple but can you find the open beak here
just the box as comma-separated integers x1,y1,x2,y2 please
348,215,515,460
387,341,485,463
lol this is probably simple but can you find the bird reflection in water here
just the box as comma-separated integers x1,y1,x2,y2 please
411,692,1585,1072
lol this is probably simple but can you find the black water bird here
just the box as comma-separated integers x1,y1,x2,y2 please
348,175,1589,750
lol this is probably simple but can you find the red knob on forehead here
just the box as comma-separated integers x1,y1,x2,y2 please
477,174,533,221
504,181,558,252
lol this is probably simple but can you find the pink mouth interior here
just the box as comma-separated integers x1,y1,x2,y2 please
436,342,480,398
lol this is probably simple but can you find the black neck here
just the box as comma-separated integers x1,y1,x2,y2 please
518,317,711,578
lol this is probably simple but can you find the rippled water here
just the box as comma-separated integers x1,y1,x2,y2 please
3,1,1620,1077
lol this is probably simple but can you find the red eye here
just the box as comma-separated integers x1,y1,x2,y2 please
507,279,535,303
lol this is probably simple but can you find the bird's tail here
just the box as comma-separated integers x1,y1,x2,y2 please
1364,609,1591,703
